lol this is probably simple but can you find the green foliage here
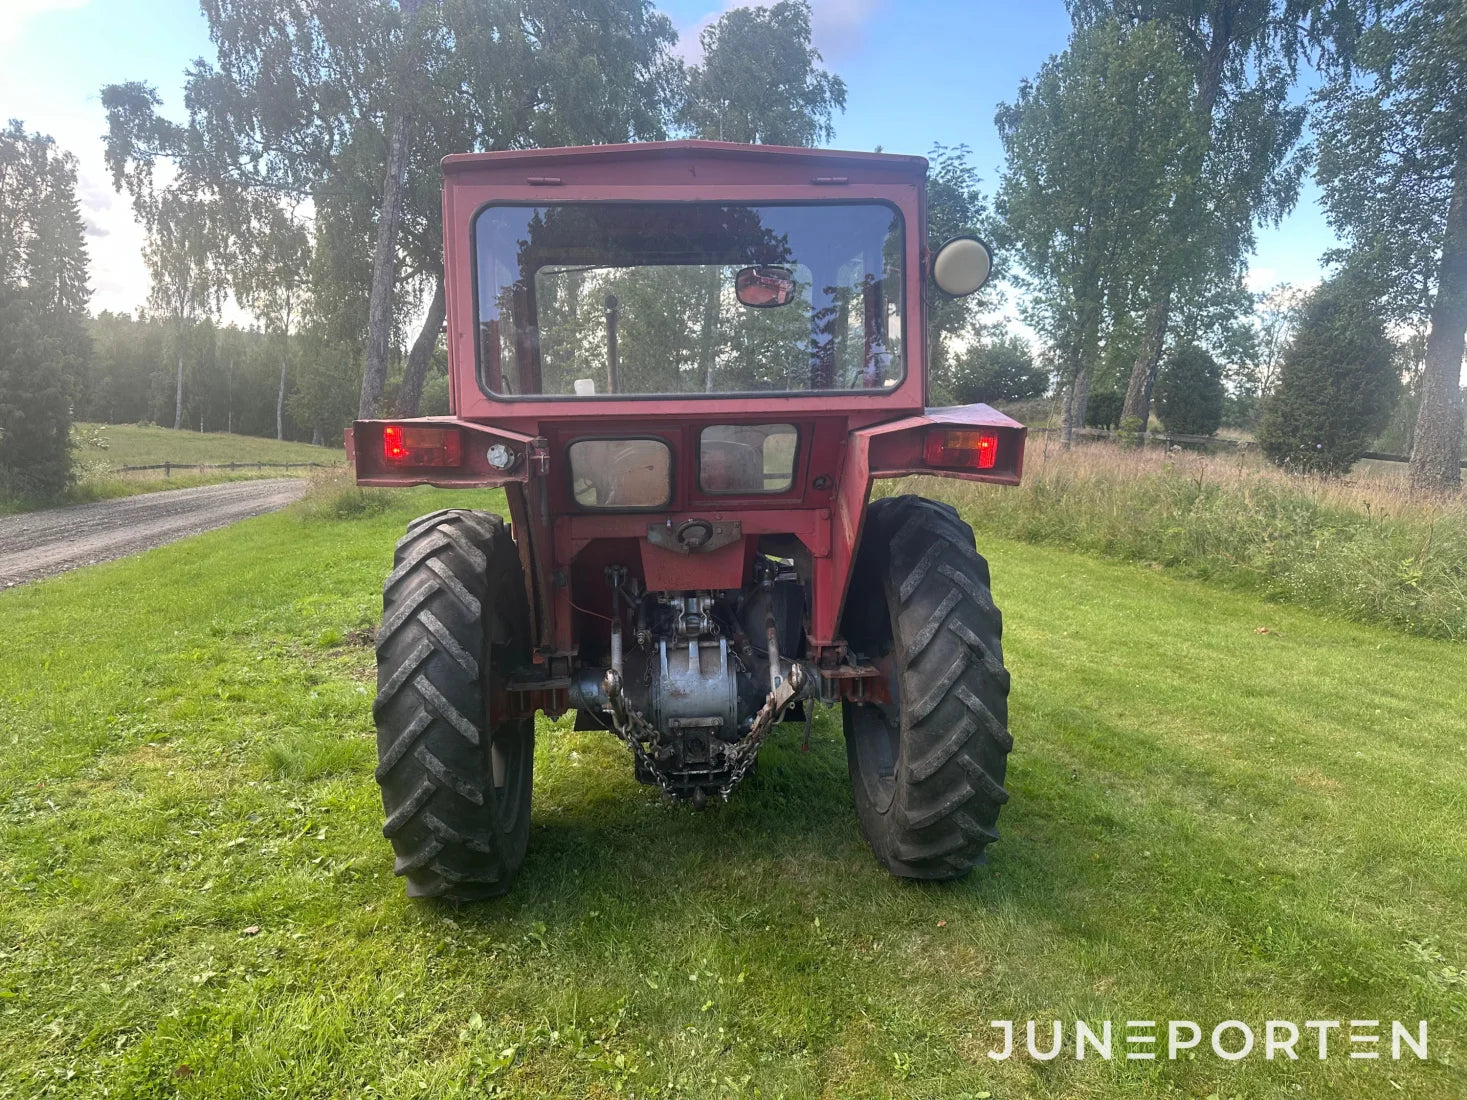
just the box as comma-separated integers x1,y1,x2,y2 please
1258,278,1401,475
288,329,362,446
144,188,230,429
1085,390,1124,429
1154,345,1225,437
77,313,343,444
678,0,845,145
1314,0,1466,490
1314,0,1467,328
103,0,686,419
925,144,1000,384
0,292,81,501
418,371,451,416
0,122,90,502
997,21,1201,385
1063,1,1325,430
945,334,1049,406
292,471,398,523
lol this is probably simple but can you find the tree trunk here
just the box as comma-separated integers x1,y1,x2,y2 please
1409,154,1467,492
395,272,446,416
1121,294,1170,437
174,332,184,430
312,426,323,446
358,0,423,421
276,351,288,441
1061,367,1091,447
1119,22,1229,441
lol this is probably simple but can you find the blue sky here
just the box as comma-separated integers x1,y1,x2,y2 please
1,0,1337,319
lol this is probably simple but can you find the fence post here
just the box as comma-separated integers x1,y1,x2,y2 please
164,461,171,478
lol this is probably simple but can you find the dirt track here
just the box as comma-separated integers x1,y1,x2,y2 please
0,479,308,589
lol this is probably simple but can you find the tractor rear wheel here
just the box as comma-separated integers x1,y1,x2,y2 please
373,508,533,900
841,495,1012,879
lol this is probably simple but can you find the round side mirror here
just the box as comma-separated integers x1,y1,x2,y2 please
931,236,993,297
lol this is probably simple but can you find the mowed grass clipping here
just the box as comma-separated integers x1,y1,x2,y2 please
0,488,1464,1098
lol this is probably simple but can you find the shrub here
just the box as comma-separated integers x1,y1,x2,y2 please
293,469,398,522
419,372,451,416
1085,390,1124,430
946,335,1049,405
1154,344,1224,437
1258,278,1400,475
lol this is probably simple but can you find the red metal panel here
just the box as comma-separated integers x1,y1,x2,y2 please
639,539,747,591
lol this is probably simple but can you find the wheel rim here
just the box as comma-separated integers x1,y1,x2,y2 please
486,718,531,834
849,655,901,813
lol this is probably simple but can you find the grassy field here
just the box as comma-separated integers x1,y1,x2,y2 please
922,440,1467,640
1,488,1464,1098
73,423,342,470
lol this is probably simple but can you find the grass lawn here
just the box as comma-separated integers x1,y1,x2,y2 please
0,488,1463,1098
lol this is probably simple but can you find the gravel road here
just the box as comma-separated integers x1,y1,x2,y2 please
0,479,308,589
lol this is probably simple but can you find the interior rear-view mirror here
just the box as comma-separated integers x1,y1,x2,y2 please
735,265,796,308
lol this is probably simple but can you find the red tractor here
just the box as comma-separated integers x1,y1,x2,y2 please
351,141,1025,900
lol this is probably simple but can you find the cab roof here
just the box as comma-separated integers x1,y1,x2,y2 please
441,140,929,187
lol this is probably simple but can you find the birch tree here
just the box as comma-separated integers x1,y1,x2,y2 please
1315,0,1467,490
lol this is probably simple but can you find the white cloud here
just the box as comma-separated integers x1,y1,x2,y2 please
0,66,154,317
672,0,884,64
1243,267,1277,293
0,0,90,45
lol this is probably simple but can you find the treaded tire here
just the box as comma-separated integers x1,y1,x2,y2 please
841,494,1012,879
373,509,533,900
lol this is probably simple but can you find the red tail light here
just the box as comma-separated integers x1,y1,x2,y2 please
924,429,998,470
382,424,463,467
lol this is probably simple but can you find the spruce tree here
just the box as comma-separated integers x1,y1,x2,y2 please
1258,278,1400,475
1154,345,1224,437
0,123,90,501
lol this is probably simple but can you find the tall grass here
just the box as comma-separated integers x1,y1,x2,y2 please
914,441,1467,640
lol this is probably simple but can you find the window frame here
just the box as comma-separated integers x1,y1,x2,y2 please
698,423,800,496
470,199,908,403
565,434,676,512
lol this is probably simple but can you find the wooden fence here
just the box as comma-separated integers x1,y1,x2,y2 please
117,461,334,476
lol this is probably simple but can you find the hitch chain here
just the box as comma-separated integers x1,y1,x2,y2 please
718,663,805,799
602,664,806,801
602,669,679,799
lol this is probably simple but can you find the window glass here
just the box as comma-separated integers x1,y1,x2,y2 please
474,202,903,397
568,439,671,508
700,424,797,494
